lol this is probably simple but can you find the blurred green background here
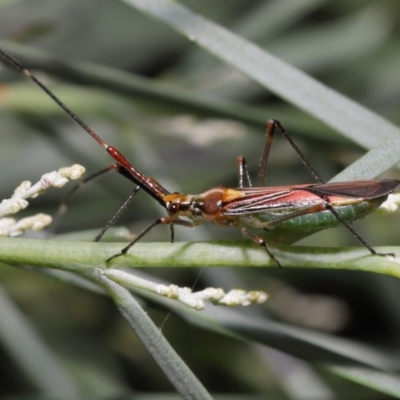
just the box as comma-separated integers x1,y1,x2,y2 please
0,0,400,398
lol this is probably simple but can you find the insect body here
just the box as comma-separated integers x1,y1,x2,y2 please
222,181,396,231
160,174,398,267
163,182,395,230
1,49,398,267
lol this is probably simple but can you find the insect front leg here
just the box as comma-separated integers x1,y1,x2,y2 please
94,186,140,242
106,217,195,263
53,163,124,232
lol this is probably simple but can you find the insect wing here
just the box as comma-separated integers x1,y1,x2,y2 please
306,179,400,199
221,185,326,216
221,179,400,216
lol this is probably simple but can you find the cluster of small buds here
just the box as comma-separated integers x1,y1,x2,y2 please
0,165,85,236
0,214,52,237
377,193,400,214
103,268,268,310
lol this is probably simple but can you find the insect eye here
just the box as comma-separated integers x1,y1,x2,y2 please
168,202,180,214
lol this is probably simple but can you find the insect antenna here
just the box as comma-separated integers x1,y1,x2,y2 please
0,49,170,206
0,48,176,249
0,49,108,149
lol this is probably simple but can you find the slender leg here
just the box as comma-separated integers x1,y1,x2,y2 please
107,217,195,263
260,197,392,258
240,227,282,268
169,225,175,243
236,156,252,188
258,120,276,186
267,120,392,256
54,162,144,242
240,200,380,267
52,164,120,231
321,200,393,257
94,186,140,242
265,120,324,184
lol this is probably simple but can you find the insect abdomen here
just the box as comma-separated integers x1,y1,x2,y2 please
245,196,387,232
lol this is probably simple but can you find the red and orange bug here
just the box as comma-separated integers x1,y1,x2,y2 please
1,49,398,268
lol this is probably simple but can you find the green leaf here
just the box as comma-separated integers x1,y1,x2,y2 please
0,237,399,277
121,0,400,175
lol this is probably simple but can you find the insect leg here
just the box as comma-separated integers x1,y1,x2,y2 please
53,164,122,231
269,120,394,257
267,120,325,184
263,200,394,258
170,225,175,243
94,185,140,242
55,163,142,241
240,227,282,268
106,217,195,263
237,156,252,188
146,176,175,243
258,120,276,186
322,201,394,257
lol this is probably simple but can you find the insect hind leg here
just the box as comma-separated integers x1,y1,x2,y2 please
260,120,325,186
322,201,395,258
